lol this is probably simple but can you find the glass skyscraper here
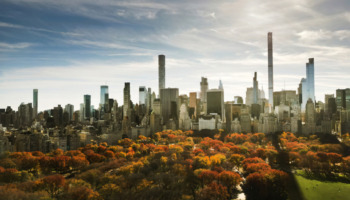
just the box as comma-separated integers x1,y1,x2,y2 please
306,58,315,103
139,86,147,105
100,85,109,105
301,58,315,111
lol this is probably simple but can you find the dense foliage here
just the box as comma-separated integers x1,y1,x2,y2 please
0,130,349,200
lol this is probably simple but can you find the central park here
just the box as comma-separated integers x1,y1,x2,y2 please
0,130,350,200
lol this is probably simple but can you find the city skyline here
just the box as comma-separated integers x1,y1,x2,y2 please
1,0,350,111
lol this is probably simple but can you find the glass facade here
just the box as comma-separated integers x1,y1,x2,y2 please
100,85,109,105
139,86,147,105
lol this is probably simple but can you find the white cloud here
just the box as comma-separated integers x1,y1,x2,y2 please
296,30,332,41
0,42,33,49
0,21,82,36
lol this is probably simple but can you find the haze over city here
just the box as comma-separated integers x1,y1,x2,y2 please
1,0,350,111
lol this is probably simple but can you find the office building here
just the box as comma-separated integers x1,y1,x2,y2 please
207,89,224,120
79,103,84,122
200,77,208,103
160,88,179,125
84,95,91,120
273,90,298,107
336,88,350,111
100,85,109,105
139,86,147,105
64,104,74,121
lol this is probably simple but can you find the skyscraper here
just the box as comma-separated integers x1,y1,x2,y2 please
160,88,179,125
253,72,259,104
33,89,38,118
200,77,208,103
207,89,224,120
218,80,223,90
64,104,74,121
245,88,254,106
336,88,350,111
301,58,315,111
158,55,165,96
80,103,84,122
189,92,197,108
84,95,91,120
123,82,130,118
268,32,273,109
324,94,334,117
306,58,315,103
100,85,109,105
300,78,307,111
139,86,147,105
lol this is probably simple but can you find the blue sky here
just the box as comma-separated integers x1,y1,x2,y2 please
1,0,350,111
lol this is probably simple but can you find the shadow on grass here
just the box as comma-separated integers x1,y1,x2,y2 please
271,132,306,200
296,170,350,184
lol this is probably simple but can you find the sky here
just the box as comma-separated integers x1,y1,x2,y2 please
1,0,350,111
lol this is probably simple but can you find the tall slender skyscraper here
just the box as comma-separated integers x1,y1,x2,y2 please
306,58,315,103
268,32,273,109
33,89,38,118
253,72,259,104
158,55,165,97
123,82,130,118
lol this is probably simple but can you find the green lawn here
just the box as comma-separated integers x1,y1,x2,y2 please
294,174,350,200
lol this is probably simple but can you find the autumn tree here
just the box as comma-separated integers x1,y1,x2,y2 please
218,171,242,198
229,154,245,168
243,169,288,200
245,163,271,174
69,156,89,171
41,174,65,199
65,186,100,200
197,182,229,200
198,170,218,186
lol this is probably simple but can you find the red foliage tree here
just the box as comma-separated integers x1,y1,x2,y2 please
242,157,265,171
218,171,242,197
198,170,219,186
197,182,229,200
245,163,271,174
41,174,65,198
244,169,288,200
69,156,89,171
65,186,100,200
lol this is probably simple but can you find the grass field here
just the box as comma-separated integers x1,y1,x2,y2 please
294,174,350,200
